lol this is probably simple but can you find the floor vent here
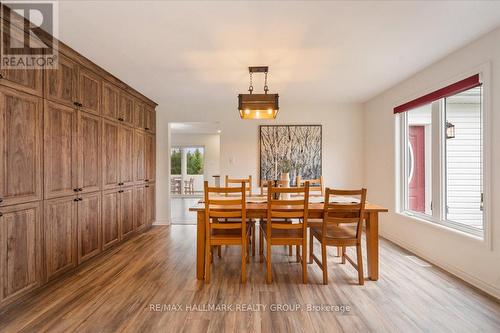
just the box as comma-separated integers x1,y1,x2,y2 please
406,255,432,267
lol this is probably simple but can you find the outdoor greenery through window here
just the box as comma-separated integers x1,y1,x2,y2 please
170,147,204,175
187,148,204,175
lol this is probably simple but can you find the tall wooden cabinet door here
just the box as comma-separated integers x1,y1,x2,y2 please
77,112,101,193
0,21,43,96
145,134,156,182
44,196,78,281
77,192,101,264
45,53,78,108
134,130,146,184
119,125,135,187
102,189,120,250
145,183,155,226
102,81,119,120
118,91,134,126
102,119,120,190
78,67,101,115
0,87,43,207
133,186,146,232
44,101,78,199
119,187,134,239
133,100,144,129
0,202,42,306
144,106,156,133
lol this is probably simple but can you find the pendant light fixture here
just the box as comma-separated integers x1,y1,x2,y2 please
238,66,279,119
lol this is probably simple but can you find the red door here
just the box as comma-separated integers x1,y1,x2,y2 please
409,126,425,212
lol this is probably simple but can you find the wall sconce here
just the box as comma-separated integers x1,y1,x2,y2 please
446,121,455,139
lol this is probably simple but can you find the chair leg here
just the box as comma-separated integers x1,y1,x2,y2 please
336,246,341,257
302,239,308,284
217,245,221,258
356,244,364,285
296,245,301,263
252,224,256,257
259,226,264,262
266,238,272,284
288,245,293,256
321,243,328,285
205,241,211,283
241,241,247,284
309,231,313,264
341,246,346,264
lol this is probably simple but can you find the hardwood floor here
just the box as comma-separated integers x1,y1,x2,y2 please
1,225,499,332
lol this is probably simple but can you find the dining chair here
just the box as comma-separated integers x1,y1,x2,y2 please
296,175,324,196
309,188,367,285
259,181,310,283
204,181,249,283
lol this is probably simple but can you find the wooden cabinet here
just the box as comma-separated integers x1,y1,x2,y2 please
78,67,101,115
77,112,101,194
77,192,101,264
134,130,146,184
119,187,134,239
119,125,135,187
44,101,78,199
145,133,156,182
144,105,156,133
102,189,120,250
0,21,43,96
0,202,42,307
45,53,79,108
119,91,134,126
133,186,146,231
102,119,120,190
102,81,119,120
44,196,78,281
146,183,155,226
133,100,145,129
0,87,43,207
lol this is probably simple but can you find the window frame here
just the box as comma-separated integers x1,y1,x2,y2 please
397,67,491,245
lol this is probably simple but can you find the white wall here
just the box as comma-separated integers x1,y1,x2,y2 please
171,133,221,190
363,27,500,298
155,103,364,226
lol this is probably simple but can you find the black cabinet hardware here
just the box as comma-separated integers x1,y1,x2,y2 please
145,127,150,130
78,188,83,191
145,185,149,188
118,118,124,121
0,213,3,217
118,182,124,186
79,198,83,201
74,188,78,192
73,198,79,202
0,198,3,203
118,190,124,193
145,179,149,182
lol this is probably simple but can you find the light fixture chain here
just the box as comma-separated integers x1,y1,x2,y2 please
264,72,269,94
248,72,253,94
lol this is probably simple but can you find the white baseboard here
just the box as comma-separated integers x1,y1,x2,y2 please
381,231,500,301
153,219,170,226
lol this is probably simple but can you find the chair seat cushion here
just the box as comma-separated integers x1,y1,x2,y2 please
311,225,357,239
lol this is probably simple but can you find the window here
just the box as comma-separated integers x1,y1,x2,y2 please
186,147,204,175
397,75,484,237
170,148,181,175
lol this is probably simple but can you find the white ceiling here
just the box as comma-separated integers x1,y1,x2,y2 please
57,1,500,110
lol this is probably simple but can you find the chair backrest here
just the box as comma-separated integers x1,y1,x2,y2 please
322,188,367,240
296,175,323,195
260,179,288,195
204,181,246,235
225,175,252,196
266,180,309,235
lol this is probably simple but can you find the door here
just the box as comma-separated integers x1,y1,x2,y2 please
119,125,135,187
0,202,42,305
44,196,78,280
133,100,145,129
145,134,156,182
133,186,146,231
102,119,120,190
45,53,78,108
0,21,43,96
77,111,101,193
77,192,101,264
0,87,43,207
134,130,146,184
119,91,134,126
102,81,119,120
144,105,155,133
409,126,426,212
146,183,155,226
119,187,134,239
78,67,101,115
44,101,78,199
102,189,120,250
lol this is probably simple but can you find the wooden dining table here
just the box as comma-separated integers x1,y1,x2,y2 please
189,198,388,281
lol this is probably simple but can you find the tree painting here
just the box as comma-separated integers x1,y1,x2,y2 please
260,125,322,185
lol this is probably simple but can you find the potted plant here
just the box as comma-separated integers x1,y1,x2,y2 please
280,159,292,182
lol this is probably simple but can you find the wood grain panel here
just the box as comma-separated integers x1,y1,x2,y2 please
43,101,78,199
133,99,144,129
101,119,119,190
119,91,134,126
145,183,155,226
133,186,146,231
119,126,134,187
0,87,43,207
102,189,120,250
133,130,146,184
77,192,101,264
44,53,78,108
144,105,155,133
77,112,101,193
102,81,119,120
44,196,78,281
0,202,42,307
119,187,134,239
145,134,156,182
78,67,101,115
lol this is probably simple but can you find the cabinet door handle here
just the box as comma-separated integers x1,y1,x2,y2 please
145,179,149,182
74,188,78,192
118,182,124,186
73,198,79,202
79,198,83,201
145,127,150,130
145,185,149,188
78,188,83,192
118,118,124,122
0,198,3,203
73,101,79,107
0,212,3,217
118,190,124,193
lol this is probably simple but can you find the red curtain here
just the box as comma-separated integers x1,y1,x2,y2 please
394,74,481,114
